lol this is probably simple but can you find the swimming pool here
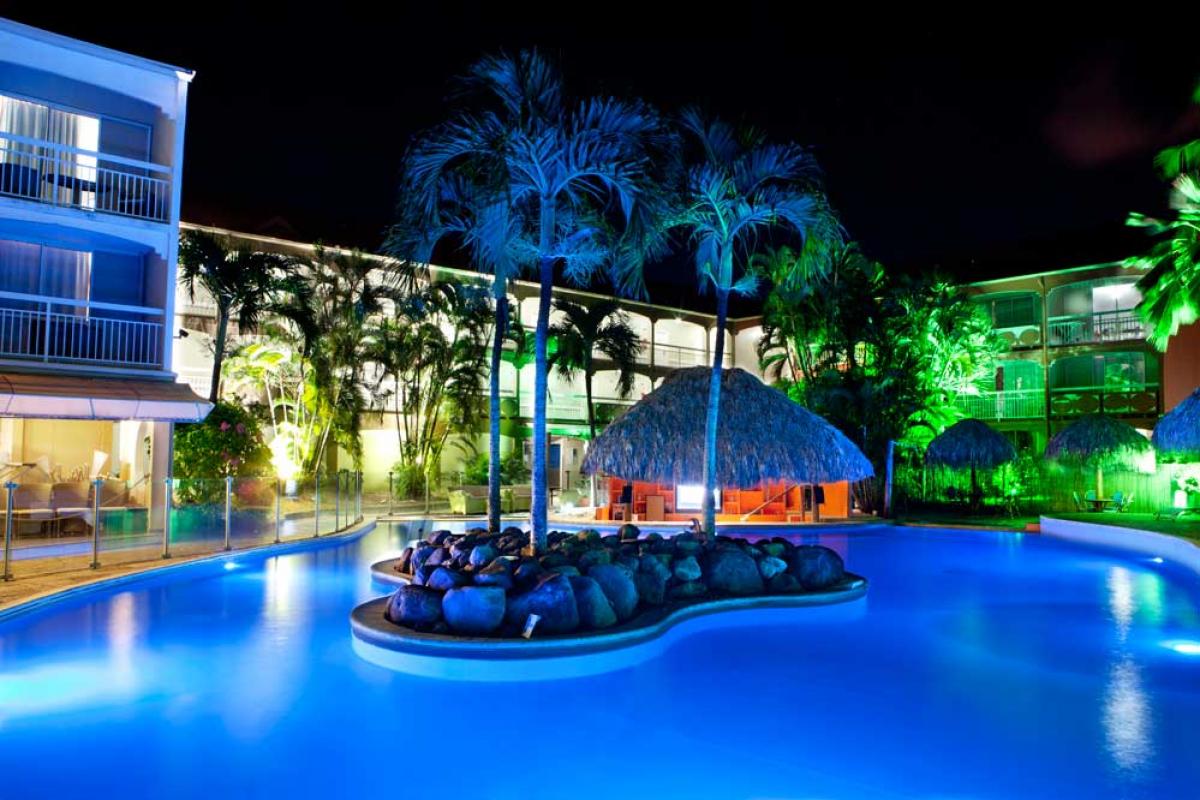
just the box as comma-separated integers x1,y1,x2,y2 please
1,522,1197,798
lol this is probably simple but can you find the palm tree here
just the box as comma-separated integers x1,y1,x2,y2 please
672,110,837,535
389,175,529,531
272,247,398,474
1130,80,1200,352
549,299,641,441
550,298,641,507
405,51,671,551
178,230,293,403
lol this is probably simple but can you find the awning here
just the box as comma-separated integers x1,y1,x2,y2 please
0,373,213,422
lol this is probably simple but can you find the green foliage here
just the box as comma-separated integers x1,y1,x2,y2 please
759,242,1007,511
367,280,492,490
173,402,272,504
460,449,530,487
549,298,642,438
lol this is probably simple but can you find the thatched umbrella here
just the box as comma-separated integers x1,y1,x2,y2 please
1153,386,1200,462
925,419,1017,504
582,367,873,504
1045,414,1152,497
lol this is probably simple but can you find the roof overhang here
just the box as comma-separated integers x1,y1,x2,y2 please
0,373,213,422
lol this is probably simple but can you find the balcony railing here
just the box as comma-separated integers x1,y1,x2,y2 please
993,323,1041,348
1049,385,1159,418
514,392,637,421
0,292,164,369
1047,309,1147,346
954,389,1046,420
0,131,171,223
638,340,732,369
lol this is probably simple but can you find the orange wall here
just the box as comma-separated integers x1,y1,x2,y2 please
1163,321,1200,412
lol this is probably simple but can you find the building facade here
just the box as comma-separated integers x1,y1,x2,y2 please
957,262,1197,454
0,20,206,538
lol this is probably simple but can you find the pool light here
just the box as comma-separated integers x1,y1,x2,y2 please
1163,640,1200,655
224,561,239,571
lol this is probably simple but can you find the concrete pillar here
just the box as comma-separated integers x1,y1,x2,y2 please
148,421,173,532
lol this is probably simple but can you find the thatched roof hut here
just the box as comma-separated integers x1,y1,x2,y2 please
1045,414,1152,497
1153,387,1200,462
1044,414,1152,464
582,367,873,487
926,419,1017,470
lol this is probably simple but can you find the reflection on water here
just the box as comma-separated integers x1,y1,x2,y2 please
1107,566,1134,641
1103,656,1152,773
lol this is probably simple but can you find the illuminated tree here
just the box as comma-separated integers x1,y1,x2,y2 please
673,109,837,533
404,51,671,551
1130,80,1200,351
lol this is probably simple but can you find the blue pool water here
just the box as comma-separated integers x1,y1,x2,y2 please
1,522,1198,799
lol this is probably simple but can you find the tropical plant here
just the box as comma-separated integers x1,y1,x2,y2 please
403,50,672,551
548,299,642,441
269,247,397,475
173,401,272,503
177,230,294,403
1129,80,1200,351
672,109,837,534
366,280,491,494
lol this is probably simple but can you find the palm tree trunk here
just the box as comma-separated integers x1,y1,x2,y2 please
701,289,729,536
531,256,554,552
209,305,230,404
487,293,508,533
585,368,596,509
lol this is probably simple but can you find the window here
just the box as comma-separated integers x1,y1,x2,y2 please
976,292,1040,329
1050,353,1158,390
0,238,92,314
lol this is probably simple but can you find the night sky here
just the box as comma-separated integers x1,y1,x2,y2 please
7,7,1200,311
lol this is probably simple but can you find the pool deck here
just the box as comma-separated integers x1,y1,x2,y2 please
0,518,377,615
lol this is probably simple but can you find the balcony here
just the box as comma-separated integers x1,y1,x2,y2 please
0,132,171,223
954,389,1046,421
1047,309,1147,347
0,292,164,370
514,392,636,422
637,340,732,369
993,323,1041,348
1049,386,1159,418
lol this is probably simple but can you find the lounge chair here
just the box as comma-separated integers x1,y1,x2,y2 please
11,483,53,536
447,487,486,515
1117,493,1134,513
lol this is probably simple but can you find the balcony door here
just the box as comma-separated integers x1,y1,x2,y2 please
0,94,100,207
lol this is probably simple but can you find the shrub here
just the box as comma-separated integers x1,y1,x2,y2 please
174,402,272,504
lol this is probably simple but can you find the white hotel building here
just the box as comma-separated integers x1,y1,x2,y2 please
0,19,208,526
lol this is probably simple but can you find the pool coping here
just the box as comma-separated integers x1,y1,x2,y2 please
0,518,378,624
350,573,868,662
1039,515,1200,578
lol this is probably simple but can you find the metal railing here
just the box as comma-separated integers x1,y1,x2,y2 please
640,340,732,369
1,471,365,581
1049,385,1160,418
516,392,637,421
0,291,164,368
953,388,1046,420
0,131,171,223
1047,309,1147,346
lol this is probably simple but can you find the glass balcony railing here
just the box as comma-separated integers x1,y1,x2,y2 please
636,340,732,368
1047,309,1147,346
0,131,171,223
0,291,165,369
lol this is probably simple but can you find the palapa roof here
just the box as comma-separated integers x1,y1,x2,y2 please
1153,387,1200,462
925,419,1017,470
1044,413,1152,465
582,367,873,487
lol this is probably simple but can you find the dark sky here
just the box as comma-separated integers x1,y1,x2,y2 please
7,6,1200,310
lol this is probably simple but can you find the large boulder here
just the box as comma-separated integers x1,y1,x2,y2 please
473,560,514,591
569,575,617,629
468,544,498,570
587,564,639,621
429,530,453,546
672,532,702,555
410,544,437,574
758,556,788,580
426,566,470,592
442,586,506,635
673,555,702,583
396,546,414,574
670,581,707,599
425,547,451,568
412,563,437,587
385,585,443,629
789,545,846,590
635,556,671,606
767,573,802,593
504,573,579,634
513,559,544,590
618,523,641,542
578,548,612,570
706,548,765,595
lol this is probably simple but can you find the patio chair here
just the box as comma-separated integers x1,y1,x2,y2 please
1114,493,1134,513
1072,491,1084,512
